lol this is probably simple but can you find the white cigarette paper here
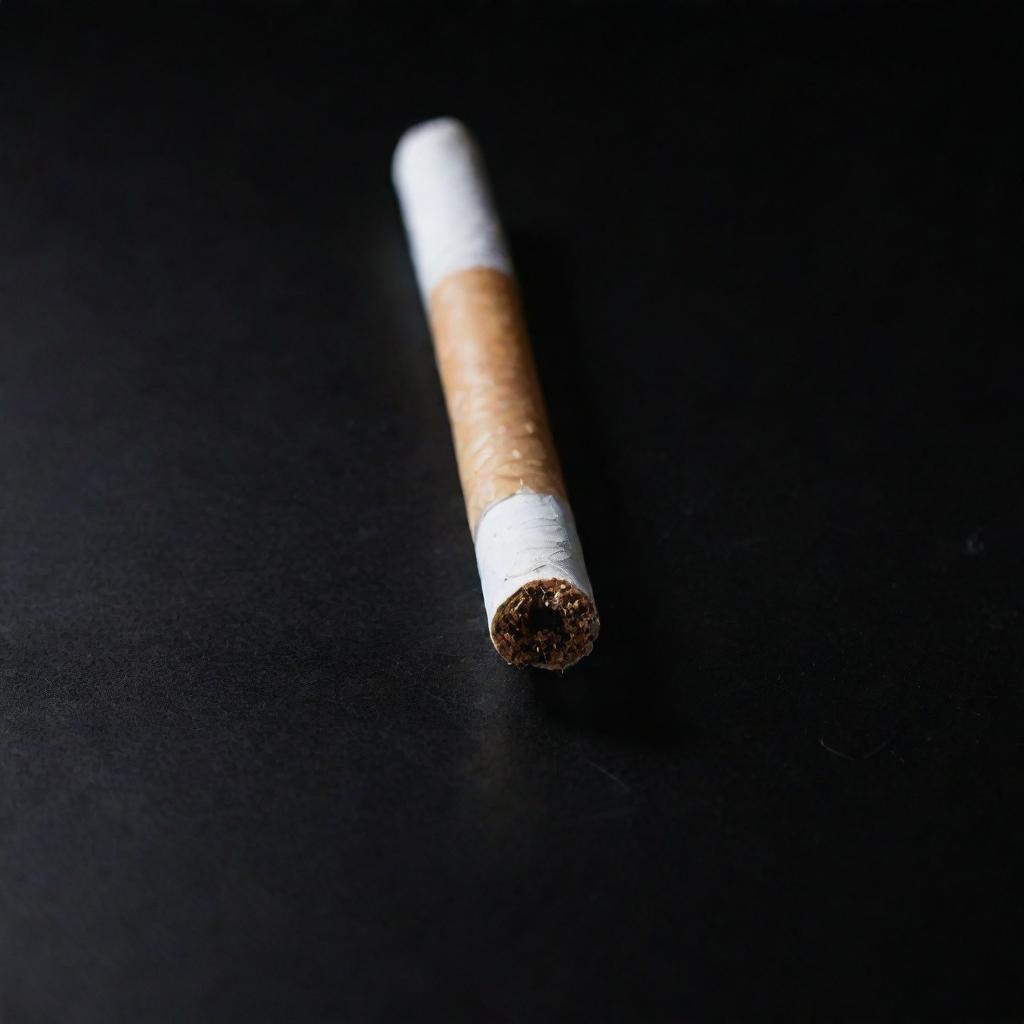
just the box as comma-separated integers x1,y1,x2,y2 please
393,117,599,669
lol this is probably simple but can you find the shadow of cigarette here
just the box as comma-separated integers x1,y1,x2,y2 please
512,230,690,748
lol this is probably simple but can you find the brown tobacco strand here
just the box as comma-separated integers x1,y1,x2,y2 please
427,267,568,535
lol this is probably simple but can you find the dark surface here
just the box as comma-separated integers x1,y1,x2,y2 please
1,3,1022,1020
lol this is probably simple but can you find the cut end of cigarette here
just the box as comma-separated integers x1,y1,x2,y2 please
491,578,599,671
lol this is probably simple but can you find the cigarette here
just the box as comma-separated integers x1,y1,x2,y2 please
392,118,599,670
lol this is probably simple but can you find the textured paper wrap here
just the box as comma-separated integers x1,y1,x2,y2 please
428,267,567,533
474,492,593,626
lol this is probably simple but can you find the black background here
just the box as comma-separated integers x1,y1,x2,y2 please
1,2,1022,1020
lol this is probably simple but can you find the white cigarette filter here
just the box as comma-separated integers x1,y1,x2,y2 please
393,117,599,670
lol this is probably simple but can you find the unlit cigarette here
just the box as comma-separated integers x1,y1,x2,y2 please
393,117,599,670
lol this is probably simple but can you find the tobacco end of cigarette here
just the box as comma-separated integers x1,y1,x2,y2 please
491,578,600,671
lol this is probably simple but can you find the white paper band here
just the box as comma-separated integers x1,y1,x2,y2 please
392,117,513,299
474,492,594,629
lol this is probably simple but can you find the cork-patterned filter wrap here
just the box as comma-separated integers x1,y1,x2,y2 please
427,266,568,534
